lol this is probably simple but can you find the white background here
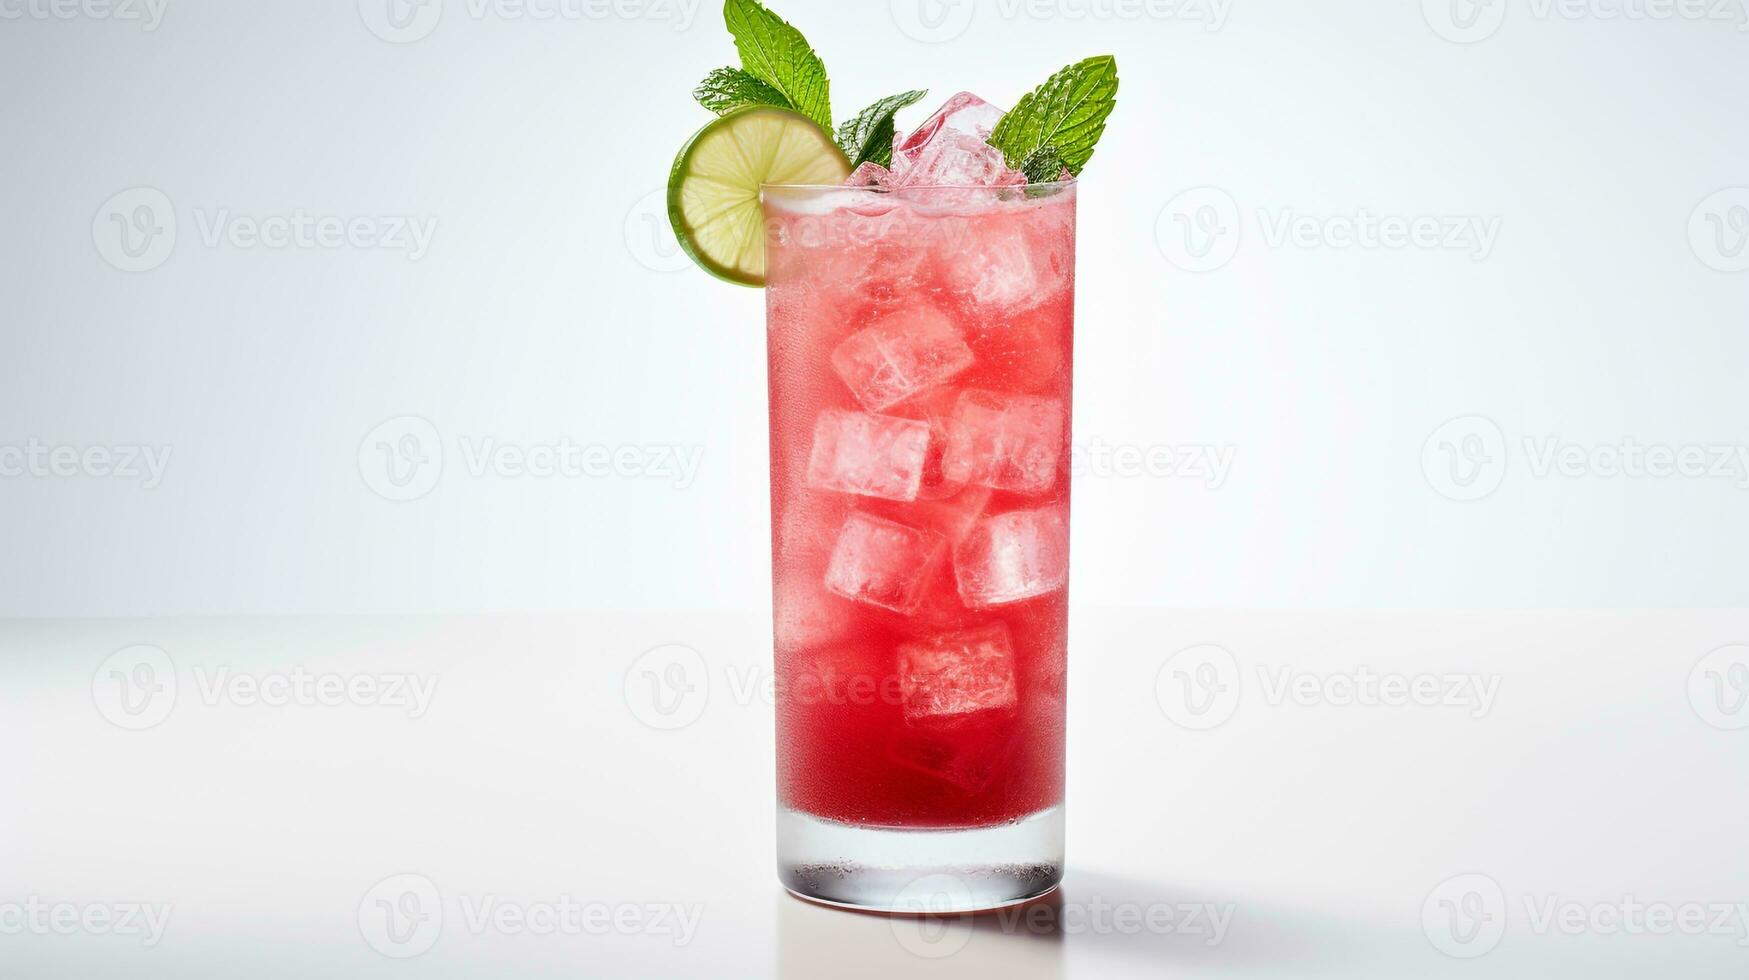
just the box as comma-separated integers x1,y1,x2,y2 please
4,1,1749,978
4,0,1747,617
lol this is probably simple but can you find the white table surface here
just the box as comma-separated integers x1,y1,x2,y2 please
3,609,1746,978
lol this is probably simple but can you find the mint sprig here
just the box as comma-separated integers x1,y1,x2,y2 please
1019,145,1065,183
835,89,927,169
988,55,1119,178
693,66,790,116
722,0,832,132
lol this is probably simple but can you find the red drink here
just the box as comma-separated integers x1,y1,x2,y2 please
656,0,1115,906
763,177,1075,883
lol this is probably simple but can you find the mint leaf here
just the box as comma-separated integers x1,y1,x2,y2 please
988,55,1119,177
694,66,791,115
1020,145,1065,183
722,0,831,132
835,89,927,169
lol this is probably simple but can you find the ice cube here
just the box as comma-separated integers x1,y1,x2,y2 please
889,93,1027,189
773,493,857,651
954,506,1069,607
942,389,1065,495
775,573,856,653
830,307,974,411
894,134,1026,189
806,410,931,501
898,623,1018,721
844,161,891,187
943,231,1041,310
823,511,946,614
894,92,1007,172
864,481,989,542
942,193,1075,315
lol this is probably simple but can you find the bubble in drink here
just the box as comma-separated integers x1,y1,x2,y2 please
942,389,1065,495
830,307,975,412
806,410,931,501
823,511,946,614
954,506,1070,607
898,622,1018,721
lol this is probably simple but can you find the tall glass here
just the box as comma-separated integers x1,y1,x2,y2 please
761,180,1075,912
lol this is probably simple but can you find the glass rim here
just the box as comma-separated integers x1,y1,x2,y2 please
761,178,1077,193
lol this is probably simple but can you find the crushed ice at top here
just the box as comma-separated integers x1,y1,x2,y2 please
845,92,1029,190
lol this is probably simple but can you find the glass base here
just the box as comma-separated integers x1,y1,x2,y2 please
777,805,1064,913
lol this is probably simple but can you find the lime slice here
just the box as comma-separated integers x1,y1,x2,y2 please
668,106,851,287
